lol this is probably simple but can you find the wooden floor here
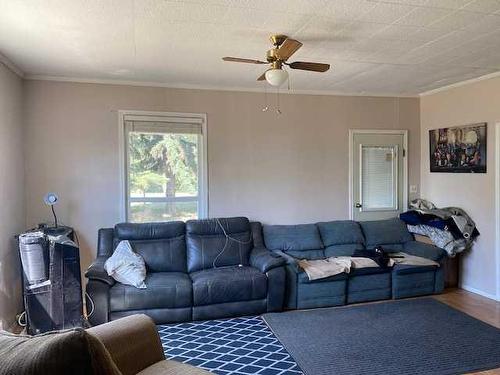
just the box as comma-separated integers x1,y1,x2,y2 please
431,288,500,375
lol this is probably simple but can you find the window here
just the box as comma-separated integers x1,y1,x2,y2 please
121,112,207,223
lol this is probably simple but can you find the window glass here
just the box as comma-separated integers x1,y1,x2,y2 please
126,126,203,222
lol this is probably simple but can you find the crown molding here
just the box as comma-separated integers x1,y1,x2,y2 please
0,53,24,77
24,74,419,98
419,70,500,97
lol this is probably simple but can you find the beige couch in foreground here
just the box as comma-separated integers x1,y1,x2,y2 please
0,314,209,375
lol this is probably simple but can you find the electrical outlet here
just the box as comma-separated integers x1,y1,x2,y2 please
409,185,418,194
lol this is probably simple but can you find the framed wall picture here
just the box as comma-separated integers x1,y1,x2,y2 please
429,122,487,173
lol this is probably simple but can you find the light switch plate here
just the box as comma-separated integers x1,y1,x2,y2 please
409,185,418,194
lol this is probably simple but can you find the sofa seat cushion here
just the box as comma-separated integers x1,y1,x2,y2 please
403,240,446,262
190,266,267,306
298,271,347,284
110,272,192,312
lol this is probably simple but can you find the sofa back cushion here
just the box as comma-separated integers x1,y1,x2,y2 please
186,217,253,273
359,218,413,251
263,224,325,260
317,220,365,257
324,243,363,257
0,328,121,375
114,222,186,273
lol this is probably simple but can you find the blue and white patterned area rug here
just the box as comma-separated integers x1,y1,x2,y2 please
158,316,302,375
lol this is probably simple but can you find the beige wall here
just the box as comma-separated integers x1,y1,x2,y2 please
0,63,24,330
420,76,500,299
23,80,420,271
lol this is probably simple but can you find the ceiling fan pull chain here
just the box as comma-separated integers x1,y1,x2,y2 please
262,84,269,112
276,88,282,115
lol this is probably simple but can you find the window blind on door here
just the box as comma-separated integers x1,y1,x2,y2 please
361,145,398,210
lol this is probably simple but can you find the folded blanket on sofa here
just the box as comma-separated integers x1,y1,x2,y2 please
298,253,438,281
298,257,352,281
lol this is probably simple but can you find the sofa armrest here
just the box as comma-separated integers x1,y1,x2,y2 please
97,228,115,257
85,257,114,326
272,250,300,273
88,314,165,375
403,241,447,262
85,256,115,286
250,247,285,273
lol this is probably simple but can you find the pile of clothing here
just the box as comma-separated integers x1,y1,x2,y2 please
400,199,479,257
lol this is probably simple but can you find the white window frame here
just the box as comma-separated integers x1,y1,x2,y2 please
118,110,208,222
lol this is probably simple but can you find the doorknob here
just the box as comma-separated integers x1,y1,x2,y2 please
355,203,362,208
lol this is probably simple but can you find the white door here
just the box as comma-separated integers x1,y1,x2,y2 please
351,131,407,221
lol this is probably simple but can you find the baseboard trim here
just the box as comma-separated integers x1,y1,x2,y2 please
460,284,499,301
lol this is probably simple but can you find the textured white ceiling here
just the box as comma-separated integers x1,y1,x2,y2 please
1,0,500,95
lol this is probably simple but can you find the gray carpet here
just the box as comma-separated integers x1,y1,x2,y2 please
263,298,500,375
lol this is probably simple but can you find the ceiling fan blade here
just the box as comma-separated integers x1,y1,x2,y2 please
277,38,303,60
257,70,269,81
288,61,330,72
222,57,267,64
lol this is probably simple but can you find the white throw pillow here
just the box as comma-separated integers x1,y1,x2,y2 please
104,240,147,289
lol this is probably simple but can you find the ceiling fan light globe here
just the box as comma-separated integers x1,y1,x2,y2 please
265,68,288,87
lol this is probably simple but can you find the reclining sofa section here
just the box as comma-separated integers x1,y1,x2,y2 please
85,217,286,325
263,218,446,310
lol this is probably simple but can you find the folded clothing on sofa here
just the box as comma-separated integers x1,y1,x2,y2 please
407,224,467,256
400,199,480,257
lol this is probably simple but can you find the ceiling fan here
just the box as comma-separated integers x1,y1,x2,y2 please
222,34,330,87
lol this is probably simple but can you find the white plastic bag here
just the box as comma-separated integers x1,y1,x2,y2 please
104,240,147,289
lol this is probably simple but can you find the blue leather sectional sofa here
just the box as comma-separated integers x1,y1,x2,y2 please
263,218,446,309
86,217,286,325
86,217,446,325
